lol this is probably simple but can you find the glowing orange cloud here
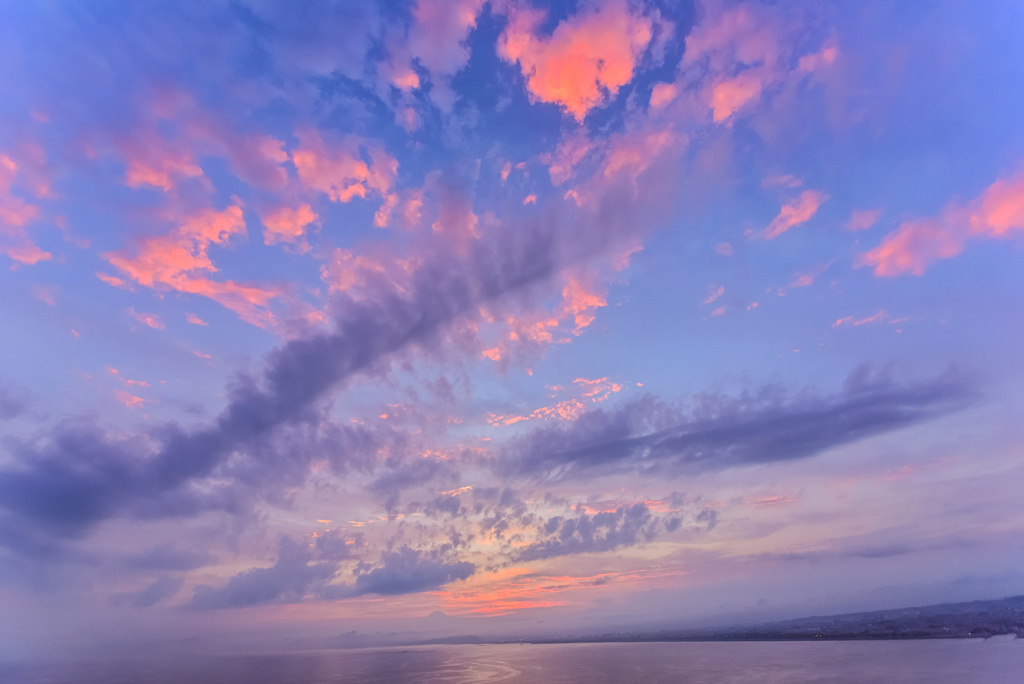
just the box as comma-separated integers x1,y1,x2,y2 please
572,376,622,402
559,276,607,335
499,0,653,121
104,204,283,328
106,205,246,287
437,567,686,617
858,171,1024,276
292,130,398,227
488,398,586,427
762,190,828,239
488,377,621,426
114,389,150,409
477,271,612,366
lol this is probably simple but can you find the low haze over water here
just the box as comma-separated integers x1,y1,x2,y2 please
4,642,1024,684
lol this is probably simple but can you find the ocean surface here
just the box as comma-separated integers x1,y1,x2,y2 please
2,639,1023,683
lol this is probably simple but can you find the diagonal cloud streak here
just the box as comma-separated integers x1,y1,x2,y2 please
0,225,559,543
0,170,666,552
502,366,978,482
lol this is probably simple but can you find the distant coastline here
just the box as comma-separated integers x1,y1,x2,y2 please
415,595,1024,646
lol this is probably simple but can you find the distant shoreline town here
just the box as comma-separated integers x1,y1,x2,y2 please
416,596,1024,646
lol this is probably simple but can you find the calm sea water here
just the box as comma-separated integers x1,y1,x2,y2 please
2,640,1022,683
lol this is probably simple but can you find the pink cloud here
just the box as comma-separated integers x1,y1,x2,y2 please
123,145,203,192
321,247,418,299
762,174,802,189
682,5,783,123
797,43,839,72
428,173,480,248
476,269,615,368
112,91,289,194
833,310,889,328
859,171,1024,276
107,366,151,388
572,376,622,402
559,276,607,335
649,82,678,110
762,189,828,239
407,0,484,77
106,205,246,287
127,307,164,330
681,5,837,127
113,389,150,409
543,133,594,186
847,208,882,231
95,272,130,289
487,376,622,427
292,130,398,227
703,285,725,304
715,242,734,256
0,152,49,265
498,0,653,121
602,130,679,181
104,203,284,328
971,173,1024,237
857,219,962,277
33,286,56,305
172,278,282,329
785,261,832,291
710,72,764,122
262,203,318,250
186,313,208,326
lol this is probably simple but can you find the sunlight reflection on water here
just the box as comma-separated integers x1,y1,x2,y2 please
2,640,1023,684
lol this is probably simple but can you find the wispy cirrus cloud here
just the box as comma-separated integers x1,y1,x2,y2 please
760,190,829,240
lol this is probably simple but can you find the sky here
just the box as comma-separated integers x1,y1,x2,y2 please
2,0,1024,657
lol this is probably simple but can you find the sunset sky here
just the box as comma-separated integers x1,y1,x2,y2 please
2,0,1024,656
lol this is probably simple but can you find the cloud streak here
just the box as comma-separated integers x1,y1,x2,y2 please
502,366,976,482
